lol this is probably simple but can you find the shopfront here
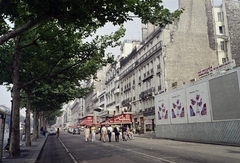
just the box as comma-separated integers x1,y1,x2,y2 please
101,113,132,126
78,116,94,127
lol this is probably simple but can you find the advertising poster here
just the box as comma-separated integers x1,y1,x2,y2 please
155,94,170,125
169,89,188,124
186,82,212,123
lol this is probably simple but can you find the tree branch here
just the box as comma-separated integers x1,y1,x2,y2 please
0,19,38,45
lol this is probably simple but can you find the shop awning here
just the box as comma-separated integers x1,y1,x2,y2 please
78,116,101,127
78,116,93,126
101,114,132,125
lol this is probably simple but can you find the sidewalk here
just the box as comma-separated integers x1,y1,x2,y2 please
2,136,47,163
134,132,157,139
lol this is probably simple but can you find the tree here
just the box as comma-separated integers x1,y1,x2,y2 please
0,0,183,44
1,20,125,157
0,0,183,158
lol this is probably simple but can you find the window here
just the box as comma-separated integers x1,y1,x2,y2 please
219,26,225,34
220,41,227,51
217,12,223,21
222,58,227,63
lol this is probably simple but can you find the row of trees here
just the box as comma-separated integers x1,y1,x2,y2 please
0,0,183,158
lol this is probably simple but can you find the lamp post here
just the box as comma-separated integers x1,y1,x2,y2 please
4,89,13,150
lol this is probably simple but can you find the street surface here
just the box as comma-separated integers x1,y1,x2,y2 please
37,131,240,163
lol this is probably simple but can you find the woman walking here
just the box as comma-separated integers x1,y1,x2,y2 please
101,125,107,143
56,128,60,138
84,126,90,142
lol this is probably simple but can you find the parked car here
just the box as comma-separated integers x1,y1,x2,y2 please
68,128,73,133
47,127,56,135
72,128,81,134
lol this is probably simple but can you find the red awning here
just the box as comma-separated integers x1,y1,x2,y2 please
101,114,132,125
78,116,101,127
78,116,93,126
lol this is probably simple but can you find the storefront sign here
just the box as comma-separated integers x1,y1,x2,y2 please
78,116,93,126
198,59,236,79
102,114,132,124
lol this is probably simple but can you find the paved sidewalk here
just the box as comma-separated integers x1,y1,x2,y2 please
2,136,47,163
134,131,157,139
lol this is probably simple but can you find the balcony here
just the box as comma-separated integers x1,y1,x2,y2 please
143,69,154,82
114,88,120,94
121,97,132,106
140,87,155,99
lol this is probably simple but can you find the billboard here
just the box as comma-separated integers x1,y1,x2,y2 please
169,89,188,124
186,82,211,123
155,93,170,124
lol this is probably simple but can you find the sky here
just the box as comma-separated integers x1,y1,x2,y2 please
0,0,223,109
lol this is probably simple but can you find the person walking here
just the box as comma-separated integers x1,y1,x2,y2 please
91,125,96,142
99,125,102,141
107,125,113,142
43,127,46,138
84,126,90,142
122,125,127,141
56,128,60,138
101,125,107,143
40,127,43,138
113,126,120,142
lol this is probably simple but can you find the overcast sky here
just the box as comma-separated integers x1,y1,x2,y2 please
0,0,223,108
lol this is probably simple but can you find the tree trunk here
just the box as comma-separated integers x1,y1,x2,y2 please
9,36,21,158
32,108,38,141
25,88,31,146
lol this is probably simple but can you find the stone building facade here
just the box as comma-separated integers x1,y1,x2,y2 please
61,0,240,134
224,0,240,66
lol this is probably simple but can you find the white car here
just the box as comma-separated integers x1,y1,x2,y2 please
48,127,56,135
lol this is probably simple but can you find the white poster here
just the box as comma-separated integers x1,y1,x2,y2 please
169,89,188,124
155,93,170,125
186,82,212,123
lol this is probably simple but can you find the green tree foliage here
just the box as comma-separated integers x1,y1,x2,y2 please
0,0,183,44
0,0,183,158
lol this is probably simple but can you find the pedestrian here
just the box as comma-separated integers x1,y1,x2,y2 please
107,125,113,142
122,125,127,141
127,126,134,140
101,125,107,143
84,126,90,142
91,125,96,142
56,128,60,138
99,125,102,141
43,127,46,138
40,127,43,138
132,127,136,134
113,126,120,142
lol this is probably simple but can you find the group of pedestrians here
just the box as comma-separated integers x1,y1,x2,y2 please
84,124,135,142
98,124,111,142
84,125,97,142
40,127,47,138
121,125,134,141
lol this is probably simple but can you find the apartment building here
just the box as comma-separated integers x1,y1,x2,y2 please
213,0,240,66
117,0,219,133
82,66,109,124
61,0,240,133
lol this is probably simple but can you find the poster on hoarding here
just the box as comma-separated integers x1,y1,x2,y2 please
186,82,211,123
169,89,188,124
155,93,170,125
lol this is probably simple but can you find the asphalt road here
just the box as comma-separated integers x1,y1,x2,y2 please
37,131,240,163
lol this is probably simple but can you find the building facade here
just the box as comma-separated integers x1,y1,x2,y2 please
61,0,240,134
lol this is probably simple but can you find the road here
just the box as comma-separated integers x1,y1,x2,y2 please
37,131,240,163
